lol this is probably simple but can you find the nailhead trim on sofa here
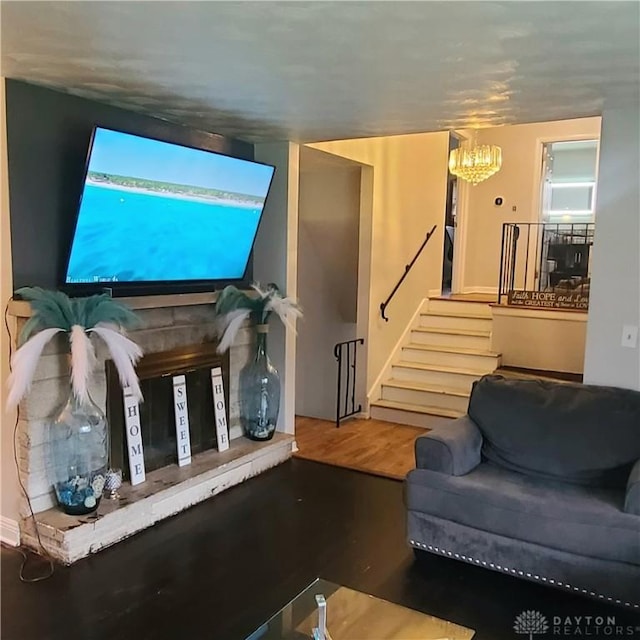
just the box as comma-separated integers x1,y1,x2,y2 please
409,539,639,609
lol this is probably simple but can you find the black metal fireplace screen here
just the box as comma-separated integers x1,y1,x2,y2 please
106,342,230,479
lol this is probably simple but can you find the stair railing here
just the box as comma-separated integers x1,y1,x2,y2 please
380,225,437,322
334,338,364,428
498,222,595,304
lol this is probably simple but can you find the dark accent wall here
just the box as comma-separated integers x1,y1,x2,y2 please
5,80,254,291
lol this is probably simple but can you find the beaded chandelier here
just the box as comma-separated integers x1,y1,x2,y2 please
448,132,502,186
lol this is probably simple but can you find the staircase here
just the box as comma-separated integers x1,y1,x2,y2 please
370,298,501,427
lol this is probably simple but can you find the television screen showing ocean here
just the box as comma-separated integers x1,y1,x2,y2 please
66,184,263,282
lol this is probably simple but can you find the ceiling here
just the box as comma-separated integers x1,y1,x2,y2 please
2,1,639,143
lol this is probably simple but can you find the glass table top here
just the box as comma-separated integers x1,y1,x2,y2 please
246,578,475,640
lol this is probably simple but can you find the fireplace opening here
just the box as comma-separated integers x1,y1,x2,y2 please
106,342,230,479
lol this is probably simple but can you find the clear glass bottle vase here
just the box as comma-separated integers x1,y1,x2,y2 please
49,388,108,515
239,325,280,441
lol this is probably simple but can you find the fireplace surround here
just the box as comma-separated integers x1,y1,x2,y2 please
9,293,294,563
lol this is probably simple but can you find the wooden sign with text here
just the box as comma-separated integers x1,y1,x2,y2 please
123,387,146,485
172,375,192,467
508,290,589,311
211,367,230,452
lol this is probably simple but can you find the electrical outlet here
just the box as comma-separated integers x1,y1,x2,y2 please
621,325,638,348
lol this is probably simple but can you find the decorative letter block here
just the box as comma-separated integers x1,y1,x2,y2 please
123,386,146,485
172,375,192,467
211,367,229,452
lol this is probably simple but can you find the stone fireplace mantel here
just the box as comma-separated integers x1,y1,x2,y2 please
9,292,294,563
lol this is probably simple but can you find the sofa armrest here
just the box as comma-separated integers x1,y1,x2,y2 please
624,459,640,515
414,415,482,475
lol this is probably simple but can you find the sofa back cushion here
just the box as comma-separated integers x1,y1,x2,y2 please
468,375,640,487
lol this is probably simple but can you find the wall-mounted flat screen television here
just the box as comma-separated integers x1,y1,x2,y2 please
63,127,275,295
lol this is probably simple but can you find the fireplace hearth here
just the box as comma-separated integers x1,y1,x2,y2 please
10,294,294,563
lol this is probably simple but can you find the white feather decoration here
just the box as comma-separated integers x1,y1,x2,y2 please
265,295,303,334
216,308,251,353
69,324,96,405
7,327,63,408
90,324,144,401
250,283,271,299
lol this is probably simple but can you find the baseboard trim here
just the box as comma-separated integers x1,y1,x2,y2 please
1,516,21,547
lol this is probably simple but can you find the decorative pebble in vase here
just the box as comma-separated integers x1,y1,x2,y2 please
239,324,280,441
49,389,108,515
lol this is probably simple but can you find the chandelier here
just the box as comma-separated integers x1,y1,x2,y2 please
448,133,502,186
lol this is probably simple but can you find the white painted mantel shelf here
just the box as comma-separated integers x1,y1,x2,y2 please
8,291,225,318
22,434,294,564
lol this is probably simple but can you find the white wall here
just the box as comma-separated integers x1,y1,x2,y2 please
296,155,361,419
1,78,21,544
253,142,300,433
309,132,449,393
584,106,640,390
460,117,601,292
492,307,587,374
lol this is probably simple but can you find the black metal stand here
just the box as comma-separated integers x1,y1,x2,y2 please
334,338,364,428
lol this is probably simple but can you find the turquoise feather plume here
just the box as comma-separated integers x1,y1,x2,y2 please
8,288,143,407
214,283,301,353
17,287,140,345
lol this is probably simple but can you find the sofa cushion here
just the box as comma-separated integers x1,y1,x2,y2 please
468,375,640,487
415,416,482,475
406,462,640,565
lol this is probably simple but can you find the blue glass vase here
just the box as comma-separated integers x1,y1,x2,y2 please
239,325,280,441
49,389,108,515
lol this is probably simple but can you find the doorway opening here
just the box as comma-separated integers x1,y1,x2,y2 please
441,134,459,295
295,147,372,422
536,139,599,293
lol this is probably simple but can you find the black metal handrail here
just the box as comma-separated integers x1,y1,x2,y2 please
380,225,437,321
334,338,364,428
498,222,595,304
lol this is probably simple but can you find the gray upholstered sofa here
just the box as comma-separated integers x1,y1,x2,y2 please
406,375,640,608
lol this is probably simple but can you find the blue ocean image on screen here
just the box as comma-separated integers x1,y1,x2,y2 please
67,185,262,281
65,128,274,283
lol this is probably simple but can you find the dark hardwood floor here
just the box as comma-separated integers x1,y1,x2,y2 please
2,459,637,640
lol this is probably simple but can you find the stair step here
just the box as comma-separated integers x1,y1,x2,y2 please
429,296,494,303
392,361,487,391
381,379,470,414
428,298,493,317
401,343,501,373
372,399,464,419
413,327,491,338
419,312,493,332
384,379,470,397
423,311,491,320
396,361,488,376
410,328,491,351
404,343,500,357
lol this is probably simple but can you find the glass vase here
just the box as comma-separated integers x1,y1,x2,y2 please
49,389,108,515
239,325,280,441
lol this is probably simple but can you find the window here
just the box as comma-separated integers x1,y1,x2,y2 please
541,140,599,223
